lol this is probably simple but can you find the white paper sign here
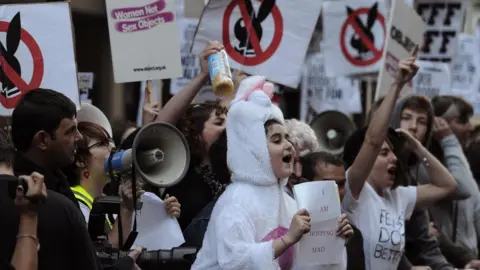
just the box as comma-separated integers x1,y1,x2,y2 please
293,181,344,267
412,60,451,98
105,0,183,83
170,17,210,95
450,34,480,108
415,0,466,62
0,3,79,115
323,0,388,76
375,0,426,99
134,192,185,250
78,72,94,90
191,0,323,88
300,53,362,123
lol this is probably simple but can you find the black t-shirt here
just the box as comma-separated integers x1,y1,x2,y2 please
0,184,101,270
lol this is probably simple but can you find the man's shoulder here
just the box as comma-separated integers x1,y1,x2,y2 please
42,190,85,221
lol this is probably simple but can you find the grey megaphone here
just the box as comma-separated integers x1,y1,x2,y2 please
104,122,190,188
310,110,356,155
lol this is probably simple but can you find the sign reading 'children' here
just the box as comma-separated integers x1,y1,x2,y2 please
106,0,182,83
111,0,175,33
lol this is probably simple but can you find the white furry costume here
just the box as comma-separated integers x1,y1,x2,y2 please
191,76,297,270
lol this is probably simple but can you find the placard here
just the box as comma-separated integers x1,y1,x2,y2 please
191,0,323,88
322,0,388,76
415,0,466,62
0,3,79,115
300,53,362,123
375,0,426,99
105,0,182,83
412,60,451,98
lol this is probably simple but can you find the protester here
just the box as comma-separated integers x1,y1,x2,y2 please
368,95,455,270
342,49,457,269
192,75,307,269
301,151,364,270
63,121,181,248
429,96,480,259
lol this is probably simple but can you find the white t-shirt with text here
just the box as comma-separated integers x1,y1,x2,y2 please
341,169,417,270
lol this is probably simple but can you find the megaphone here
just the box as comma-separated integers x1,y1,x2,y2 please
309,110,356,155
104,122,190,188
77,103,113,138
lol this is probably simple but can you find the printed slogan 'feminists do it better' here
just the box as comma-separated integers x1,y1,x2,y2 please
374,209,406,263
111,0,174,33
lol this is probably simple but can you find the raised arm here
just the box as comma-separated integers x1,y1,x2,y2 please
396,128,456,208
348,47,419,199
155,41,224,125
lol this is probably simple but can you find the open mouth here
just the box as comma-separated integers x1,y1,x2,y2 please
282,153,293,163
387,167,396,176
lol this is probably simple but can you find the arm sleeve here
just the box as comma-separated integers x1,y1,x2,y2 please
215,205,276,270
342,168,372,213
441,135,476,200
404,209,454,270
397,255,412,270
67,200,102,270
436,233,476,269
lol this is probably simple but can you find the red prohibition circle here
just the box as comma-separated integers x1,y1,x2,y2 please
340,8,386,67
222,0,283,66
0,21,44,109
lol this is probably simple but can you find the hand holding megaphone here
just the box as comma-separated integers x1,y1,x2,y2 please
119,179,145,211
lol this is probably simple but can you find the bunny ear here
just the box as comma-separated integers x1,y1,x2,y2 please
366,3,378,29
257,0,275,22
245,0,255,20
7,12,21,54
346,6,354,15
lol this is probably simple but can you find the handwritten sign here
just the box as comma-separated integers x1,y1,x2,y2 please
300,53,362,123
293,181,344,267
105,0,182,83
412,60,451,98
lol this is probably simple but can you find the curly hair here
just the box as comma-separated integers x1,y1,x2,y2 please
284,119,320,155
0,129,15,168
177,100,228,165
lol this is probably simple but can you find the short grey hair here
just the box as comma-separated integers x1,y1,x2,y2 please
284,119,320,155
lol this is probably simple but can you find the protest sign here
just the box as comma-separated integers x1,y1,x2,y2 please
105,0,182,83
293,181,344,267
191,0,322,88
0,3,79,115
375,0,426,100
300,53,362,123
415,0,465,62
322,0,388,76
78,72,94,103
450,34,480,109
412,60,451,98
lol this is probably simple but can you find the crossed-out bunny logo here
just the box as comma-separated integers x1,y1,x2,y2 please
340,2,386,67
0,12,44,109
222,0,283,66
110,0,175,33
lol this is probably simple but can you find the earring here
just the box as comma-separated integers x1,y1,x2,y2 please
83,171,90,179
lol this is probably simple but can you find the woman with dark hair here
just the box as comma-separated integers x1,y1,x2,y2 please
64,122,180,248
341,51,457,269
164,100,229,230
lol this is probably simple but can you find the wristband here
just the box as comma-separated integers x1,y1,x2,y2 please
17,234,40,251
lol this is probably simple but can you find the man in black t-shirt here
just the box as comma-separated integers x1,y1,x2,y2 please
0,89,102,270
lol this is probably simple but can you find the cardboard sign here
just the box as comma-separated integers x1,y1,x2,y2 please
375,0,426,100
412,60,451,98
191,0,323,88
105,0,183,83
415,0,466,62
322,0,388,76
450,34,480,108
0,3,79,115
300,53,362,123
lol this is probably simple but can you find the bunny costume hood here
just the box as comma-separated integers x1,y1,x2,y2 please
192,76,297,270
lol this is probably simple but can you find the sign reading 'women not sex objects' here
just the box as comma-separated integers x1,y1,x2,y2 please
106,0,182,83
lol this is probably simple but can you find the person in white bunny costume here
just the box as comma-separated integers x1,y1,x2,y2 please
191,75,312,270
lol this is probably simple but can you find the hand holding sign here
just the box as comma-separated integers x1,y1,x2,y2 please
394,45,419,86
141,80,160,125
284,209,311,245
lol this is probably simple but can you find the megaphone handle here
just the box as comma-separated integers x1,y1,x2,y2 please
122,163,139,250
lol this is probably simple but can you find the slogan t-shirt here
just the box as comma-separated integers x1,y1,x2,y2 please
341,169,417,270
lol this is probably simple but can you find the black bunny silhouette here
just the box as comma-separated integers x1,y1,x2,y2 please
0,12,22,98
234,0,275,56
346,3,378,60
